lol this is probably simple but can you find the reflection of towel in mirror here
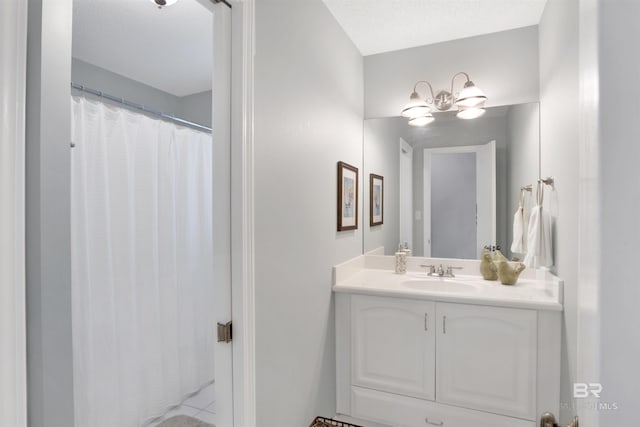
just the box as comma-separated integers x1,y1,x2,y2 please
510,205,527,254
523,205,552,268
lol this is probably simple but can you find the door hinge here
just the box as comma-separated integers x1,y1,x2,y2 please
217,321,232,343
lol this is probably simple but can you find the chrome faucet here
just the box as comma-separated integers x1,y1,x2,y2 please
444,265,463,277
419,264,463,277
419,264,436,275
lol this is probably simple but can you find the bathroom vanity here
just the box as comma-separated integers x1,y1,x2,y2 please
333,254,563,427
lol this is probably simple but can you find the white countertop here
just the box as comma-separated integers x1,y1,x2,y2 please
333,255,563,312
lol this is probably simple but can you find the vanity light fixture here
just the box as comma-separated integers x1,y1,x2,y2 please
456,106,487,120
401,72,487,126
150,0,178,8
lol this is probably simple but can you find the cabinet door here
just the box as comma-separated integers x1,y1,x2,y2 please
436,303,537,420
352,295,435,400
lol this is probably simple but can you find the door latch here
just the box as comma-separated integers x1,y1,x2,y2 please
217,321,232,343
540,412,578,427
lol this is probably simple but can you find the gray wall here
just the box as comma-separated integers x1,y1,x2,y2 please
538,0,580,423
72,58,212,127
254,0,363,426
363,119,401,254
591,0,640,425
181,90,214,129
506,103,541,259
364,26,539,118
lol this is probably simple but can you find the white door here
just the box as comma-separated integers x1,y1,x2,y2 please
352,295,436,400
424,141,496,259
399,138,413,250
211,1,234,425
436,303,537,420
475,140,496,257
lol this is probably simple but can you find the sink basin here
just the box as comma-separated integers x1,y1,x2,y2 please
402,279,476,293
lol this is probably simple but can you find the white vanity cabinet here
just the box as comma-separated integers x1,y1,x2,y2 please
352,296,436,401
336,293,561,427
436,303,537,420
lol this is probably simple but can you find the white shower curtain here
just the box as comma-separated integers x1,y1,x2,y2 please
71,96,215,427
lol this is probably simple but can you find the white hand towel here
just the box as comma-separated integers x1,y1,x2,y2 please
510,205,526,254
523,205,553,268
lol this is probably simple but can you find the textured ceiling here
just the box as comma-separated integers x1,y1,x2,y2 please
73,0,213,97
322,0,548,56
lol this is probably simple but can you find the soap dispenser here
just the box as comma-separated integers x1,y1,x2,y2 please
395,243,407,274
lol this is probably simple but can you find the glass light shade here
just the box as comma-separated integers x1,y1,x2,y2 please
150,0,178,7
408,113,435,126
454,81,487,108
401,92,430,118
456,107,486,120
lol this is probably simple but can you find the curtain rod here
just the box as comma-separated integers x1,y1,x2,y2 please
70,83,212,133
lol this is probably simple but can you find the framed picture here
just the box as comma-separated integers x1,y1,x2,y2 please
337,161,358,231
369,174,384,226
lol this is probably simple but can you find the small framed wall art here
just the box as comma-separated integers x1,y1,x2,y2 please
369,173,384,226
337,161,359,231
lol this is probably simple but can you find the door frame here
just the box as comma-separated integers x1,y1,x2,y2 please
399,138,413,252
423,142,496,258
210,1,234,426
23,0,257,425
229,0,256,426
1,0,28,425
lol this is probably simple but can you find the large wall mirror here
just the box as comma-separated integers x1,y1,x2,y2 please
363,102,540,259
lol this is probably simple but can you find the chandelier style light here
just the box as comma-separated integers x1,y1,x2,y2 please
401,72,488,126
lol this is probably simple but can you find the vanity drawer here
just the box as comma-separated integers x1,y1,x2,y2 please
351,386,535,427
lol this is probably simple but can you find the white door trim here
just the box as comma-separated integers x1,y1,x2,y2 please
231,0,256,426
0,0,28,425
399,138,413,251
212,2,234,426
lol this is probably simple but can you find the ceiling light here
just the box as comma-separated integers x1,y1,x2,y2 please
150,0,178,8
456,106,486,120
408,113,435,127
401,72,487,124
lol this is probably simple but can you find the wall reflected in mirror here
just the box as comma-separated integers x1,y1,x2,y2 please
363,102,540,259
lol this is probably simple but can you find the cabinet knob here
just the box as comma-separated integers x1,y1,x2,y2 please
425,418,444,426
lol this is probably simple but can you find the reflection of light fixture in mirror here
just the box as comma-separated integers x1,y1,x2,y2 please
401,72,487,126
408,113,435,127
456,106,486,120
150,0,178,8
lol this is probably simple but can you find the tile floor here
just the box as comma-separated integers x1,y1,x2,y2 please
147,382,216,426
